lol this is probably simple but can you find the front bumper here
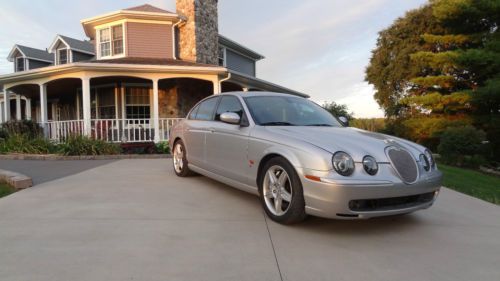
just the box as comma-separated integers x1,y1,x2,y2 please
297,165,443,219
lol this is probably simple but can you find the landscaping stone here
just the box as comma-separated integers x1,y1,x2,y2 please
0,169,33,190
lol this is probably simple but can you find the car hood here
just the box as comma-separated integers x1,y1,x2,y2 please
265,126,425,162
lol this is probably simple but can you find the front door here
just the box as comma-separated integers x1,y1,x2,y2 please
205,95,250,183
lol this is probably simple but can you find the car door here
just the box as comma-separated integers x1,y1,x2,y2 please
183,96,219,167
205,95,251,183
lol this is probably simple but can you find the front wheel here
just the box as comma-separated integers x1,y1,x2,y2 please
259,157,306,224
172,140,195,177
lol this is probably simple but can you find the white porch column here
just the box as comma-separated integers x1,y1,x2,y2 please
39,84,48,136
26,98,31,120
3,90,10,122
0,101,3,123
82,77,91,136
15,94,21,120
152,79,160,143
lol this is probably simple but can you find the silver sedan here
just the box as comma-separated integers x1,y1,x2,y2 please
169,92,442,224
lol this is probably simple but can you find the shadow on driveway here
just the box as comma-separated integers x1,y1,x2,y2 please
0,160,116,185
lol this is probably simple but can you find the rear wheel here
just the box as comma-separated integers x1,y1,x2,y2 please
173,140,194,177
259,157,306,224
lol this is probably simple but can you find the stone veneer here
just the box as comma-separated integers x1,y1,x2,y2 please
176,0,219,65
158,79,213,118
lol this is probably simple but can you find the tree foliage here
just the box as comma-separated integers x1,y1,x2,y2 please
321,101,354,120
366,0,500,158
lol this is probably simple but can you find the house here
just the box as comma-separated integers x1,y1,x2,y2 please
0,0,305,143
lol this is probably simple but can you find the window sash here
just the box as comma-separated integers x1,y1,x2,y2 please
16,57,25,71
58,49,68,64
99,25,123,57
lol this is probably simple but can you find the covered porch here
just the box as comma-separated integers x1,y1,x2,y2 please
1,62,306,143
1,63,225,143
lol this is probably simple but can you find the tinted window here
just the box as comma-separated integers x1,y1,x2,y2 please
194,97,219,121
188,104,200,119
215,96,244,121
244,96,341,127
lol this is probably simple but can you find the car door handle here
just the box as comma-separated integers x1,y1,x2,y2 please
209,128,215,133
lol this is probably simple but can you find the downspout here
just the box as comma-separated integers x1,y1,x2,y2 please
218,72,231,94
172,18,184,60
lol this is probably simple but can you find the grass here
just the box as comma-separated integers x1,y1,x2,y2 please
439,163,500,205
0,182,16,198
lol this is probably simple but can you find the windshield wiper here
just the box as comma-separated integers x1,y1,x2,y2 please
260,121,296,126
305,124,334,127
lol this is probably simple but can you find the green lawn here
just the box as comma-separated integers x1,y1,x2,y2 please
439,164,500,205
0,182,16,198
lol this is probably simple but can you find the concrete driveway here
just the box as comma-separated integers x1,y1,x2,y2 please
0,159,498,281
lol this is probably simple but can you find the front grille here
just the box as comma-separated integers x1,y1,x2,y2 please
387,147,418,183
349,192,435,212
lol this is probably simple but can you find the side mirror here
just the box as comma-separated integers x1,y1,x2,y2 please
338,116,349,127
220,112,241,125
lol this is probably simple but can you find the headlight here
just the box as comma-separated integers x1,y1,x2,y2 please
424,149,435,168
332,152,355,176
420,154,430,171
362,155,378,175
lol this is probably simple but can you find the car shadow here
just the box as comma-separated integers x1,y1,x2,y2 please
188,172,427,235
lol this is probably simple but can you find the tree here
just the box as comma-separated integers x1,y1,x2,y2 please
365,4,444,117
321,101,353,120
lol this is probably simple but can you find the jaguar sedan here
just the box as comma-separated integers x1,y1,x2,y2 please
169,92,442,224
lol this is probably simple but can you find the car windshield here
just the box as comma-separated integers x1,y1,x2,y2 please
244,95,342,127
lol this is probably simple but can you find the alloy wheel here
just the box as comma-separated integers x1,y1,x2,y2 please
262,165,293,216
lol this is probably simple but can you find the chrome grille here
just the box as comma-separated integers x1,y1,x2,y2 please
387,147,418,183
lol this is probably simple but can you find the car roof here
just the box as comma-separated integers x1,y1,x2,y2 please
221,91,305,98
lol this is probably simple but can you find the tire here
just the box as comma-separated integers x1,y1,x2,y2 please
258,157,307,224
172,140,195,177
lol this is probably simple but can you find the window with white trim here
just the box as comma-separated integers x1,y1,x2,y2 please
125,87,150,120
99,24,124,58
15,57,25,72
58,49,68,65
218,46,226,66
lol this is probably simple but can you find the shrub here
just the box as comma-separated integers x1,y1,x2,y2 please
0,134,56,154
58,135,121,156
1,120,43,139
155,141,170,154
438,126,487,167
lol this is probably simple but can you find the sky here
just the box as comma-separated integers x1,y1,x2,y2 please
0,0,428,118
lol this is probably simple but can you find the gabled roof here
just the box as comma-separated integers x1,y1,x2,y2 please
48,35,95,55
7,45,53,63
123,4,175,14
218,35,265,61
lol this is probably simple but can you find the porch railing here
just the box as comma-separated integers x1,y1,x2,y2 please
41,118,184,143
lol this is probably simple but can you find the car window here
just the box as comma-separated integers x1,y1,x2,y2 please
194,97,219,121
215,96,244,121
188,104,200,120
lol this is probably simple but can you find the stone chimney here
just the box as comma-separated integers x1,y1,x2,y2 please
176,0,219,65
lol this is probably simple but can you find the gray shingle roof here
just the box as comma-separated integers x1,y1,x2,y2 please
16,45,53,62
59,35,95,54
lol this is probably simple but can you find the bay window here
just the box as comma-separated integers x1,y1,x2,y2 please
125,87,150,120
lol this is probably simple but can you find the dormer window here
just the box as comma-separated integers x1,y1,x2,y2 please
58,49,68,65
15,57,25,71
98,24,124,58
